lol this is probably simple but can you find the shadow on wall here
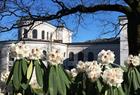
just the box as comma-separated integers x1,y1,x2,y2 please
63,42,120,70
0,44,10,77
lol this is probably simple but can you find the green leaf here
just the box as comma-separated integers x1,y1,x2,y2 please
34,60,43,87
21,83,28,90
18,60,22,83
128,69,132,92
134,68,140,86
110,87,114,95
114,87,118,95
96,79,102,93
107,88,111,95
27,61,33,80
118,86,125,95
40,60,49,92
6,61,16,85
21,59,28,75
58,65,71,88
121,66,128,72
132,69,139,90
105,90,108,95
56,66,66,95
13,60,20,90
49,66,57,95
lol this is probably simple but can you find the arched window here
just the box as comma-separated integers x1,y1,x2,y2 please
78,52,84,61
88,52,94,61
69,52,74,61
42,50,47,56
23,29,28,38
42,50,47,60
32,29,37,38
42,30,45,39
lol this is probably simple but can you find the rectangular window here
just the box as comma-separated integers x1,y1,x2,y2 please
24,29,28,38
47,32,49,40
42,31,45,39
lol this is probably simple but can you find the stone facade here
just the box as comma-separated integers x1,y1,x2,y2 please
0,21,120,73
19,21,72,43
64,39,120,69
119,16,129,66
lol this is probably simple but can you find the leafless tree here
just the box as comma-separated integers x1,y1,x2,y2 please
0,0,140,54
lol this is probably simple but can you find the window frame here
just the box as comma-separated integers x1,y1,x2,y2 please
69,52,74,61
78,52,84,61
32,29,38,39
42,30,45,39
23,29,28,38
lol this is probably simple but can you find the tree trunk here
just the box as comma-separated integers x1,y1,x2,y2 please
127,13,140,55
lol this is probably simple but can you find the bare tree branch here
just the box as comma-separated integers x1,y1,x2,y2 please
0,20,35,32
114,22,127,38
0,1,130,33
31,4,130,21
51,0,68,10
123,0,139,11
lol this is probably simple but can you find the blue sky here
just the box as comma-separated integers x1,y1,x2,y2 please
0,11,123,42
0,0,124,42
65,12,123,42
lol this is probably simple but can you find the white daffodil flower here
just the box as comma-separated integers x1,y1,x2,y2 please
23,46,30,58
47,49,63,65
85,61,102,82
98,50,115,65
65,68,78,78
10,43,30,59
29,48,41,60
102,68,124,87
76,61,102,81
76,61,87,72
126,55,140,66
